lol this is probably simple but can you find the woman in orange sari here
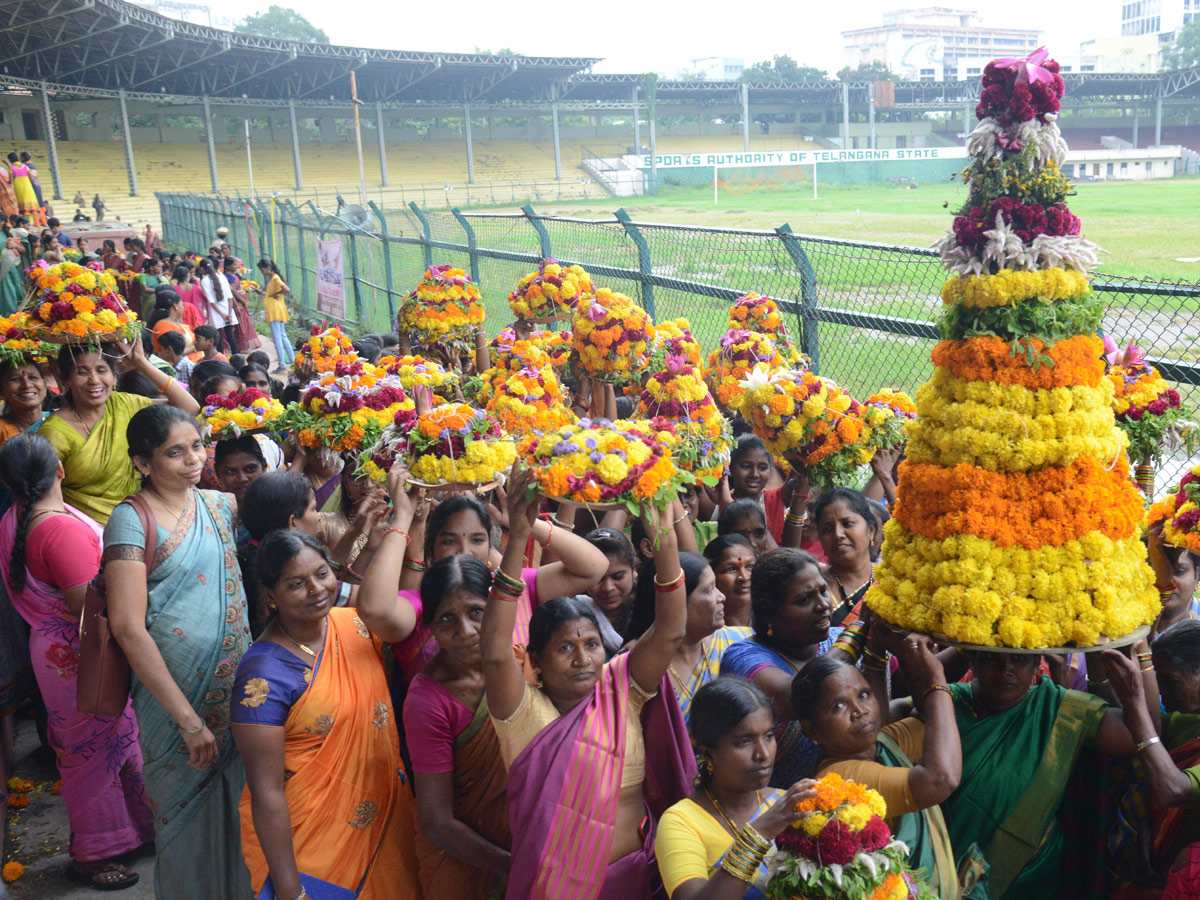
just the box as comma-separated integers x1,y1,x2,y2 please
231,528,421,900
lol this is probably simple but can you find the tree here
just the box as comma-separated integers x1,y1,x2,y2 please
473,47,518,56
1162,19,1200,70
837,61,900,82
741,55,828,83
236,6,328,43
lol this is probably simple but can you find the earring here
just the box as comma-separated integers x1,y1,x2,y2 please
703,757,714,776
767,624,774,638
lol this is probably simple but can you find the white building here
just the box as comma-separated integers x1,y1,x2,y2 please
1077,35,1163,72
1121,0,1194,42
685,57,745,81
842,7,1040,81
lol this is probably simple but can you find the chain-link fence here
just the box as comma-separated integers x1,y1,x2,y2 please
158,190,1200,489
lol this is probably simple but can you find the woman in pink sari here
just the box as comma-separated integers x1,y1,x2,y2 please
0,433,155,890
482,467,696,900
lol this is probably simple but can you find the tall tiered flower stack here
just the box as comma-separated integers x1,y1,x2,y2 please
867,49,1159,649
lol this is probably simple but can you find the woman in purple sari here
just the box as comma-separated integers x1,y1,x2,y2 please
482,467,697,900
0,433,155,890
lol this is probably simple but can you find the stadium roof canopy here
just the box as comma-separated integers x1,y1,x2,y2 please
0,0,1197,108
0,0,598,102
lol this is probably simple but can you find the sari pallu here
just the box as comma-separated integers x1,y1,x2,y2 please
875,733,958,900
414,695,510,900
944,677,1107,900
104,489,252,899
505,653,696,900
239,608,421,900
0,505,154,862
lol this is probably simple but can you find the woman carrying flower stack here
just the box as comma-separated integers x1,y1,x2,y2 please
655,677,818,899
571,288,654,387
482,466,695,899
399,264,486,358
725,293,804,366
509,259,594,321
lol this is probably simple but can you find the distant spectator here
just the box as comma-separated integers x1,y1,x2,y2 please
229,353,247,371
144,223,160,253
91,193,104,221
72,190,84,207
72,209,88,222
156,330,190,386
193,325,228,363
246,351,270,370
47,217,72,248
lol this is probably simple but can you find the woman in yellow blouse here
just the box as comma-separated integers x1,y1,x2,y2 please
256,259,294,372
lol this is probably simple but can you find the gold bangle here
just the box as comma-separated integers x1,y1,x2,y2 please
741,824,771,853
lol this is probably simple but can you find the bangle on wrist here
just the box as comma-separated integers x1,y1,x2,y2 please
384,527,409,542
179,720,205,735
549,515,574,531
1135,735,1162,754
1087,678,1110,688
654,571,684,593
160,376,174,394
921,683,951,702
402,557,426,572
672,512,688,526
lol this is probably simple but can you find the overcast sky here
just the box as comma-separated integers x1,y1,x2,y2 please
209,0,1124,74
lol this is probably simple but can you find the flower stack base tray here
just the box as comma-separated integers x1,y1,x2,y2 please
37,331,128,345
408,478,500,494
923,623,1151,655
523,312,573,325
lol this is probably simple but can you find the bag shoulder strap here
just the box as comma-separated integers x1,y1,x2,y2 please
983,689,1106,897
122,493,160,576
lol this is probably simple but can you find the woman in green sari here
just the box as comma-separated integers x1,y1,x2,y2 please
105,405,252,898
40,341,199,525
944,652,1142,900
792,640,962,899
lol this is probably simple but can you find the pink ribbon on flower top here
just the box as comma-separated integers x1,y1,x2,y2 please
1103,335,1145,367
992,46,1054,85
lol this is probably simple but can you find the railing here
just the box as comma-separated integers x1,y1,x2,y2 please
159,189,1200,486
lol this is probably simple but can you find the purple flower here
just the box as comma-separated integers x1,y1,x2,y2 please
589,451,604,464
585,436,598,449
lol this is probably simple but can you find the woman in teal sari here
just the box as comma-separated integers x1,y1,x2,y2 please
656,676,817,898
105,405,252,899
943,652,1142,900
792,643,962,899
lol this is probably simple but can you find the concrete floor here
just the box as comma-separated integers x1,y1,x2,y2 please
3,716,155,899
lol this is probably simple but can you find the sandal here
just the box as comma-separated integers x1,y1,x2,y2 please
66,862,140,891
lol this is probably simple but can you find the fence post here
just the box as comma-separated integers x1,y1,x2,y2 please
299,201,318,318
521,204,552,260
368,200,398,324
451,207,480,286
613,207,655,318
337,195,364,326
408,202,434,269
775,223,820,373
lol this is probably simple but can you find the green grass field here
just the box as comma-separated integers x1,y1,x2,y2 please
533,177,1200,282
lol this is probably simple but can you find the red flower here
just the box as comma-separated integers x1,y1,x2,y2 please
44,642,78,677
860,815,891,851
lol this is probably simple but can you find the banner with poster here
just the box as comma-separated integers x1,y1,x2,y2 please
316,239,346,319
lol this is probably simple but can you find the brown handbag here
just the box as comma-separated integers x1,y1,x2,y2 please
77,494,159,717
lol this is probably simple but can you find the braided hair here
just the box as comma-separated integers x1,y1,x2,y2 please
0,433,61,593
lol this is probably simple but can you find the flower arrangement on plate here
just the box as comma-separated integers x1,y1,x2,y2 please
358,406,420,483
490,328,573,368
1103,340,1194,485
863,389,918,451
650,318,703,369
297,325,357,375
1148,465,1200,555
284,361,412,452
22,260,139,343
405,403,517,487
705,329,784,412
727,292,804,364
508,259,595,321
765,773,932,900
0,312,55,366
485,365,576,435
377,354,460,401
240,279,261,293
738,366,873,488
516,418,687,512
201,388,286,442
571,289,654,385
635,357,732,485
398,264,485,353
869,50,1158,650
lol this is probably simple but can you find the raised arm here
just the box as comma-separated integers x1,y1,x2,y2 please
354,466,418,643
481,463,539,720
527,508,609,604
779,471,812,550
627,497,688,693
897,637,962,808
127,337,200,415
106,556,215,769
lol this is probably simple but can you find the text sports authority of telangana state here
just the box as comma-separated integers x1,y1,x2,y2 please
634,147,969,169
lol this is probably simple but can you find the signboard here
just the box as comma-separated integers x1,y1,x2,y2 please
631,146,969,170
315,238,346,319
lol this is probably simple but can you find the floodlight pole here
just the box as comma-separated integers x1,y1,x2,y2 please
713,166,718,205
245,119,255,199
350,71,368,205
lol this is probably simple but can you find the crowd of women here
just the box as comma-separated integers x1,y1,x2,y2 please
0,276,1200,900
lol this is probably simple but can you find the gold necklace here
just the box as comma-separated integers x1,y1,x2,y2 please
705,787,763,838
69,402,98,439
667,664,689,698
146,487,190,522
278,618,325,658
